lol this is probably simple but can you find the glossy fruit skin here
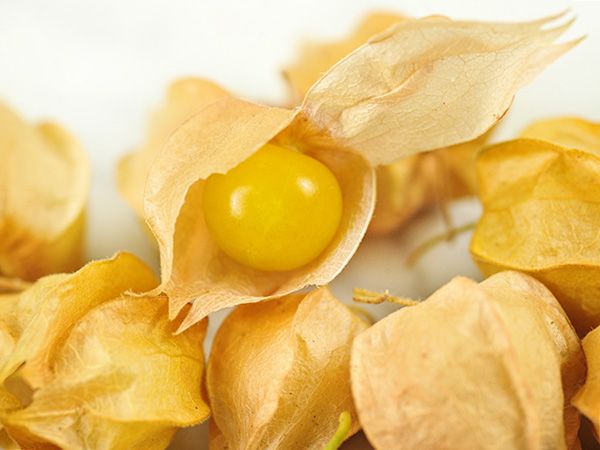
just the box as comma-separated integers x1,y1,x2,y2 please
202,144,343,272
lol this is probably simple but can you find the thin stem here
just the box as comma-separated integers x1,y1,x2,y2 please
323,411,352,450
353,288,420,307
406,221,476,267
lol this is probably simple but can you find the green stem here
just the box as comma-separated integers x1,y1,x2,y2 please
323,411,352,450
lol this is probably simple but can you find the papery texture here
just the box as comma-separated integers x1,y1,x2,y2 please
0,103,89,280
207,287,367,450
283,12,405,104
283,12,492,234
369,132,491,235
521,117,600,153
351,271,585,450
301,14,577,165
0,253,210,450
573,326,600,440
470,138,600,335
145,97,375,331
117,78,230,220
144,14,577,329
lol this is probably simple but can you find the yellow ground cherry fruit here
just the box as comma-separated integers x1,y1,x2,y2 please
202,143,343,272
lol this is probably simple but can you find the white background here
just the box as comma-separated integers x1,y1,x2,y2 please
1,1,599,448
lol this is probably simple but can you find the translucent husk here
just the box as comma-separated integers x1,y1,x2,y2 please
351,271,585,450
0,253,210,450
207,287,367,450
470,131,600,335
283,12,493,235
573,325,600,442
117,78,230,221
140,14,577,330
0,102,89,281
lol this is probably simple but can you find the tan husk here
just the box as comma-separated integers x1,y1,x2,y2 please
282,12,406,104
142,14,577,330
283,12,493,235
521,116,600,153
470,136,600,335
0,102,89,281
207,287,367,450
573,325,600,440
117,78,230,220
351,271,585,450
0,253,210,450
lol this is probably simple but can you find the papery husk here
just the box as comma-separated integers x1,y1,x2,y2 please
117,78,230,219
282,12,406,104
0,103,89,281
145,97,375,331
0,253,210,450
207,287,367,450
470,138,600,335
521,117,600,154
369,132,491,235
573,326,600,441
145,14,578,330
283,12,493,234
351,271,585,450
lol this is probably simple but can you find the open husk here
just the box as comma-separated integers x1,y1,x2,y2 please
0,102,89,281
283,12,493,234
207,287,367,450
351,271,585,450
573,325,600,442
141,14,577,330
0,253,210,450
117,78,230,220
470,132,600,335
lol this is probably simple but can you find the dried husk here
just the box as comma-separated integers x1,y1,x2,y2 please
573,325,600,441
0,102,89,281
207,287,367,450
143,14,577,330
283,12,493,234
117,78,230,220
470,137,600,335
521,116,600,153
0,253,210,450
282,12,406,104
351,271,585,450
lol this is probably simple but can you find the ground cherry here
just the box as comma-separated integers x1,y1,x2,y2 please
202,143,343,272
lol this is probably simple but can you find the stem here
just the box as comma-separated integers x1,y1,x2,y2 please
406,221,476,267
353,288,420,307
323,411,352,450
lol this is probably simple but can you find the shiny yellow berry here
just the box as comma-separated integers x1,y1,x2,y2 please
202,143,343,272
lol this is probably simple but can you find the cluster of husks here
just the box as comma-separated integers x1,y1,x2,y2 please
3,10,600,450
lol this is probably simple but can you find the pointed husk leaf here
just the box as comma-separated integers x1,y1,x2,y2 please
351,271,585,450
283,12,493,234
0,102,89,281
207,287,367,450
0,253,210,450
300,13,579,165
117,78,230,220
470,134,600,335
